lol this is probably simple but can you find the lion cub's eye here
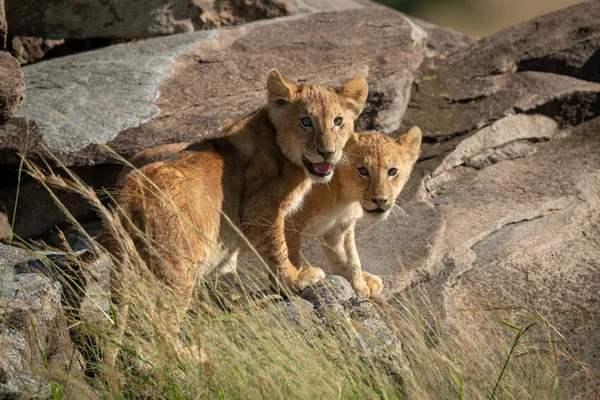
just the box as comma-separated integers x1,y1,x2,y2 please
388,168,398,177
276,99,288,107
300,117,312,128
333,117,343,126
358,167,369,177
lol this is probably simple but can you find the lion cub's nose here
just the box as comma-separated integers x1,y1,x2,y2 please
317,148,335,161
371,197,388,206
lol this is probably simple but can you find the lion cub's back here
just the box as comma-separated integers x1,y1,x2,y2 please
117,145,230,252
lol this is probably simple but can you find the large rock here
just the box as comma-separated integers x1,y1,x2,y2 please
0,8,426,166
412,119,600,398
4,0,383,41
0,51,24,121
5,0,299,40
399,0,600,139
293,3,600,397
0,243,85,398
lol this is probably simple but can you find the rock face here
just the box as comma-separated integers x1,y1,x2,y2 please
400,0,600,138
0,243,84,398
4,0,382,41
295,2,600,397
0,51,25,122
4,0,298,40
0,8,426,166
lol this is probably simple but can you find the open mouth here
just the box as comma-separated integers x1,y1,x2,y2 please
302,157,333,177
365,207,387,214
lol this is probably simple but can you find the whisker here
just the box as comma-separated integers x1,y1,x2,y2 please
392,204,408,221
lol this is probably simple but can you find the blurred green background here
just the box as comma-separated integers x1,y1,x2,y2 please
374,0,582,36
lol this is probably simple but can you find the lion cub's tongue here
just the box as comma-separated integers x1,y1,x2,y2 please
313,162,332,175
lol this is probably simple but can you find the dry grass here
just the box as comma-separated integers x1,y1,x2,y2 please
7,151,575,400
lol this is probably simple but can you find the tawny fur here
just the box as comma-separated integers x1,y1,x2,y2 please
286,127,422,297
102,70,368,353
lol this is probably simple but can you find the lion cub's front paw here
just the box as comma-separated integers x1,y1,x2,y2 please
362,271,383,297
352,271,383,297
294,266,325,292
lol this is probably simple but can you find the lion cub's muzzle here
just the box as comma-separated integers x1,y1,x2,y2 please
302,149,340,179
363,197,392,218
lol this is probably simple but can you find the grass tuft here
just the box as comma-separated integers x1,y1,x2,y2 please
4,142,585,399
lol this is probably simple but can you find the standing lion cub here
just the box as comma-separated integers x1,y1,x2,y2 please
104,69,368,321
286,127,421,297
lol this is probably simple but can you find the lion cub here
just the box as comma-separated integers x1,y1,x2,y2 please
286,127,421,297
105,69,368,315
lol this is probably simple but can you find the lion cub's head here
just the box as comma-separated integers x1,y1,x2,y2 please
266,69,368,183
340,127,422,220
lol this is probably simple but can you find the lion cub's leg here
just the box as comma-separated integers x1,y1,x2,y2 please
322,222,383,297
244,202,324,293
216,248,240,287
285,224,304,270
342,224,383,297
107,165,211,370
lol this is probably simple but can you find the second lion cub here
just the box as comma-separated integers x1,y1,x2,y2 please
286,127,421,297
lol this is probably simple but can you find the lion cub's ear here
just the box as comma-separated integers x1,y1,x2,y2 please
338,77,368,119
267,68,298,105
398,126,422,165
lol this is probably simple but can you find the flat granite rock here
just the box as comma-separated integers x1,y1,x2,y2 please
0,8,426,166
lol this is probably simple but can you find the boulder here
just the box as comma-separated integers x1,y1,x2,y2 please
0,243,86,398
291,4,600,397
3,0,383,41
414,118,600,398
0,51,24,121
399,0,600,139
4,0,298,40
0,8,426,166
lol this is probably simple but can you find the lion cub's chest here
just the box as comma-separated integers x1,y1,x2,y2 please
305,202,363,236
285,179,313,217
